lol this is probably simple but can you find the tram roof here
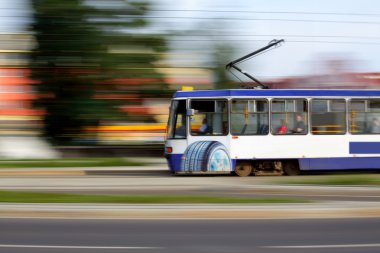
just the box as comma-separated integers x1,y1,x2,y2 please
174,89,380,98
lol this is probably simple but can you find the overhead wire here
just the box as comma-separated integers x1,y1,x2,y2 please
150,9,380,18
132,16,380,25
168,39,380,45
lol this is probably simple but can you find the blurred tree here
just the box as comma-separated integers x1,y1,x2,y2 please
29,0,168,144
212,44,236,89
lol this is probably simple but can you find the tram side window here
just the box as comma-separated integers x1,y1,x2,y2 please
231,99,268,135
311,99,346,135
350,99,380,134
167,100,187,139
271,99,308,135
190,100,228,136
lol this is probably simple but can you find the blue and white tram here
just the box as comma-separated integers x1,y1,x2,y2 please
165,89,380,176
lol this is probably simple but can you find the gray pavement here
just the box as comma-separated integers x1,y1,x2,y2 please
1,164,380,220
1,174,380,201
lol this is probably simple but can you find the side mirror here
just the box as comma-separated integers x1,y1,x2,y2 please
186,109,195,116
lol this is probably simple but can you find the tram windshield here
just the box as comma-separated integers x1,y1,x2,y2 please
167,100,186,139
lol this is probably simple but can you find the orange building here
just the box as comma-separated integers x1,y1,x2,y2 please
0,68,42,117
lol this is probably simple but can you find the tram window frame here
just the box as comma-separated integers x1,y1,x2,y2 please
189,99,229,136
349,99,380,135
311,99,346,135
270,98,308,135
230,99,269,136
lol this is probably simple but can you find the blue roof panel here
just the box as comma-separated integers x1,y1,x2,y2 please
174,89,380,98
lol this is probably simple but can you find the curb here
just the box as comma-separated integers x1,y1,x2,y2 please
1,202,380,219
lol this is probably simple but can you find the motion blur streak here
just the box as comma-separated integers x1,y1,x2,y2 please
0,0,379,157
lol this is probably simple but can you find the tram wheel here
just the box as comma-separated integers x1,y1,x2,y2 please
235,161,253,177
283,161,300,176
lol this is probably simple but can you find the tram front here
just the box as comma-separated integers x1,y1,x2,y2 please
165,95,232,174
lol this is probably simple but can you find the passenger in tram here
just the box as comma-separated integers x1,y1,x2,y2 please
292,114,306,134
369,117,380,133
277,119,287,134
199,118,212,134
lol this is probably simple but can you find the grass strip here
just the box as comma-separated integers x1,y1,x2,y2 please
0,158,143,168
0,191,310,204
283,174,380,186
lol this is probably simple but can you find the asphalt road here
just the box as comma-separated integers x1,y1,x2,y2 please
0,218,380,253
